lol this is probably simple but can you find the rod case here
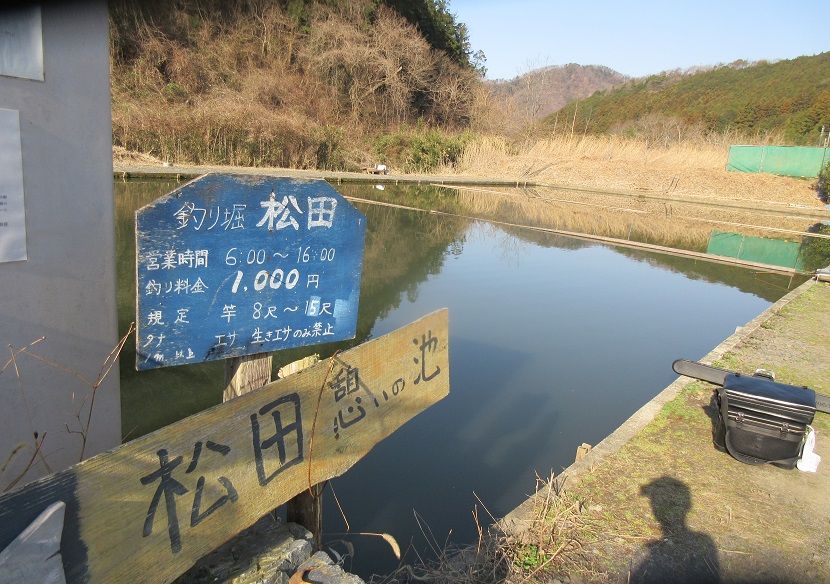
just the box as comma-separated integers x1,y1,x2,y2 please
673,359,823,468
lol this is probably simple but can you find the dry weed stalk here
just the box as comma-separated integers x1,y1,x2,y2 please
497,473,589,583
371,475,590,584
1,323,135,492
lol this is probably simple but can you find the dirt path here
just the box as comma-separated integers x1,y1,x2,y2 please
514,280,830,583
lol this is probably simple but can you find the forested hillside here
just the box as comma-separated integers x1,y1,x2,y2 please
488,64,626,129
542,53,830,144
109,0,483,169
111,2,830,171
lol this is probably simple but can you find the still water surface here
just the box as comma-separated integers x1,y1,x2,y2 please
115,179,802,576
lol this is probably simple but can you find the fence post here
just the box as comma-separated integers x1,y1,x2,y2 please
223,354,272,401
280,355,323,548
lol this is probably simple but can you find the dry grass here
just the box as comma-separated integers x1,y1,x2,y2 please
498,474,593,583
458,134,727,172
442,135,822,208
112,145,165,166
110,1,478,169
373,475,591,584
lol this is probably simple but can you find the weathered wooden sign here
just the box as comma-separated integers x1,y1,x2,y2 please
0,310,449,584
136,174,366,370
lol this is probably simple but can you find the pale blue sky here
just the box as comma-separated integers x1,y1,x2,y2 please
451,0,827,80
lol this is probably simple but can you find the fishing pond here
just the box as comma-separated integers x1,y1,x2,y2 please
115,179,809,576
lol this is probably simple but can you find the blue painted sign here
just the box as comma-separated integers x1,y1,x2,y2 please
135,174,365,370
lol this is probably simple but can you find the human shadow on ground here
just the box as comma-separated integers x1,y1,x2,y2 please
629,476,720,584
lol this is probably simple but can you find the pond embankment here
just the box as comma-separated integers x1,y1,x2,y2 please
113,161,536,188
114,160,830,222
501,277,830,583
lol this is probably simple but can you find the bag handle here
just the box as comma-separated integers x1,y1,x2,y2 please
717,388,802,467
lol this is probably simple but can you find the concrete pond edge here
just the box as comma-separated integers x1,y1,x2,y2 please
499,276,818,534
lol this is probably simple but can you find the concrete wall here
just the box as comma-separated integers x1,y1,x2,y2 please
0,1,120,488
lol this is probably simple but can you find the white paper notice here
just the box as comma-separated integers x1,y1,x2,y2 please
0,5,44,81
0,108,27,263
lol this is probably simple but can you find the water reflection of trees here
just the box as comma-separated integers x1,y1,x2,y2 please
344,182,712,251
114,180,467,438
348,184,825,268
360,204,467,317
497,224,593,251
615,248,804,302
337,183,462,215
494,222,802,303
266,204,467,369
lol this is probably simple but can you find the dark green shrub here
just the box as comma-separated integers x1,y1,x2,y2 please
818,159,830,200
373,129,469,172
315,126,347,171
162,82,188,102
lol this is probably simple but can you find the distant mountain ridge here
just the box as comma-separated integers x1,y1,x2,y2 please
542,52,830,144
488,64,628,123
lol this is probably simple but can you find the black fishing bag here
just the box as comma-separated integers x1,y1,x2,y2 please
715,373,816,468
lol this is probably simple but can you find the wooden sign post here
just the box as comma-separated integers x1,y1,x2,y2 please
0,310,449,584
136,173,368,537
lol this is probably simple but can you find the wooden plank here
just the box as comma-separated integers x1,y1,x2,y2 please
281,354,324,544
0,310,449,584
278,355,319,379
223,355,273,402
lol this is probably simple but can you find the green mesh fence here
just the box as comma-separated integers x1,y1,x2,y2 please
726,145,829,178
707,230,805,271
